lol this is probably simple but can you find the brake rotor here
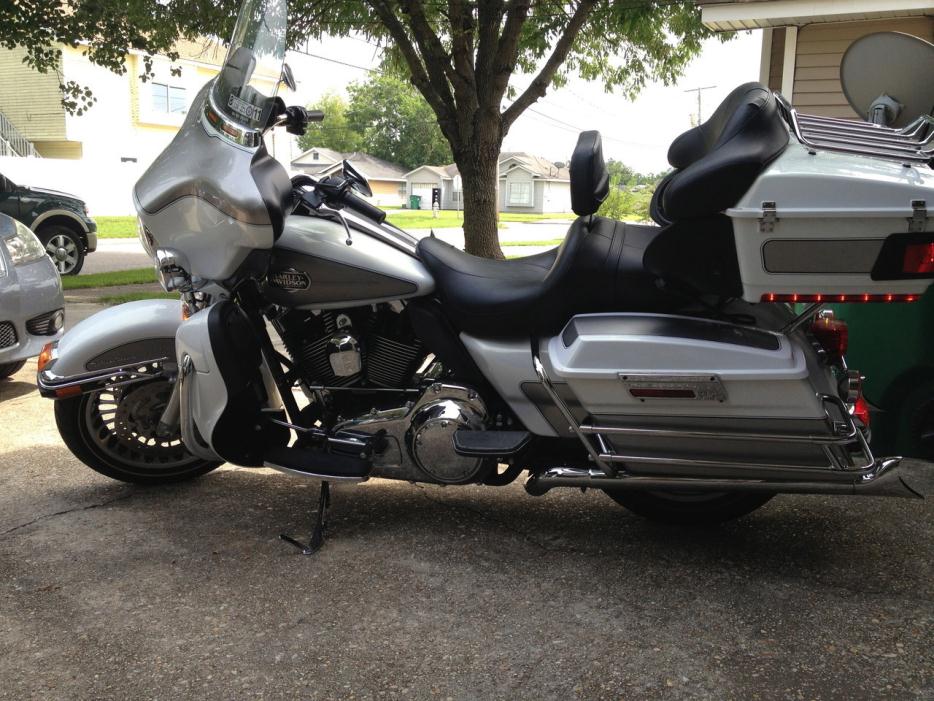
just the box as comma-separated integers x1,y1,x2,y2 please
113,382,178,444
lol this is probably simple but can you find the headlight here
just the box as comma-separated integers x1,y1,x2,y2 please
3,220,46,266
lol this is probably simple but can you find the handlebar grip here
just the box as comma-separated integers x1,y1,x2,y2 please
342,191,386,224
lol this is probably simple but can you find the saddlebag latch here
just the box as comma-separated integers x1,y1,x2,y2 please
909,200,928,233
759,201,778,233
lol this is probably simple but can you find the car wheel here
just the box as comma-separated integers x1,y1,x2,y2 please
604,489,774,525
37,225,85,275
0,359,27,379
54,379,221,485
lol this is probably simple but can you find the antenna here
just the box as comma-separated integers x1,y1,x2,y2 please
683,85,717,123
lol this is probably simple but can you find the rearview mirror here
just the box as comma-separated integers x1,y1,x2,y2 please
342,160,372,198
280,63,297,92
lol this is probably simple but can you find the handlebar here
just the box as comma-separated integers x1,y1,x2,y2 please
341,190,386,224
291,174,387,224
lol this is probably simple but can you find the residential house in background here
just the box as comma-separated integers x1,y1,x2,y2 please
697,0,933,119
290,148,408,206
403,153,571,213
0,39,287,214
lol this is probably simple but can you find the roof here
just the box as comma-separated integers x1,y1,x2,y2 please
404,154,569,181
695,0,933,31
291,149,407,181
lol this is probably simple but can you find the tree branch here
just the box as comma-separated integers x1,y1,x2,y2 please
365,0,456,134
475,0,505,94
447,0,477,99
485,0,531,104
501,0,598,130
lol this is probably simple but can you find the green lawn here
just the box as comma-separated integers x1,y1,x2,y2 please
94,215,138,239
63,268,156,289
98,291,178,305
92,211,567,238
386,210,568,230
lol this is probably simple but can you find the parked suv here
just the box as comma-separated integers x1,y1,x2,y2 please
0,171,97,275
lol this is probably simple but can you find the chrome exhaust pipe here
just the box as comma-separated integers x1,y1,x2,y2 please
526,458,927,499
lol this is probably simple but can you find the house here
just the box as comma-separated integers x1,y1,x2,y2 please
290,148,408,207
696,0,933,119
403,153,572,213
0,38,286,214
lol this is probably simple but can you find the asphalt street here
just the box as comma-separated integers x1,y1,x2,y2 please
81,220,573,275
1,353,932,700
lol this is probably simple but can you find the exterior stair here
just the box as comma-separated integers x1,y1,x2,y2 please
0,109,40,157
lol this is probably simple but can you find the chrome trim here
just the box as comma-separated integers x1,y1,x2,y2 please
202,93,263,148
526,457,921,499
780,302,823,335
532,356,614,475
775,93,933,164
37,357,169,397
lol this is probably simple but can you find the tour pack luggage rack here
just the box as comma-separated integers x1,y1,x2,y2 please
774,93,934,166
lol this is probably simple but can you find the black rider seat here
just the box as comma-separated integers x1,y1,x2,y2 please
416,131,676,337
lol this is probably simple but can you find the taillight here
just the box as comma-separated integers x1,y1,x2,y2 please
853,395,871,428
810,317,848,361
902,242,934,274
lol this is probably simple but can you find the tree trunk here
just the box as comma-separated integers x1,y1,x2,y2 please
456,139,504,259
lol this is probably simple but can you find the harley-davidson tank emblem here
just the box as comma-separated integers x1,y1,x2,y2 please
268,268,311,291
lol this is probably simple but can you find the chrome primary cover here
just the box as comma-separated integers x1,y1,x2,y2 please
334,383,490,484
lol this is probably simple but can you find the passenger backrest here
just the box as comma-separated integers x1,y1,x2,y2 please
569,131,610,216
652,82,789,223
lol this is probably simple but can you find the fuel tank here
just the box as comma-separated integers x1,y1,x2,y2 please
261,215,435,309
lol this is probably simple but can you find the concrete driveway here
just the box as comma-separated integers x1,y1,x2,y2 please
1,357,932,699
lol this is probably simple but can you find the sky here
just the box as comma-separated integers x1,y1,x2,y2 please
284,29,763,174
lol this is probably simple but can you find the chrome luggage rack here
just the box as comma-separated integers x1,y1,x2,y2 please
774,93,933,165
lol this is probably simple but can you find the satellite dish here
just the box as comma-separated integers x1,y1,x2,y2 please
840,32,934,127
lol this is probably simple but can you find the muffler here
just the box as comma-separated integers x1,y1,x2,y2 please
525,457,928,499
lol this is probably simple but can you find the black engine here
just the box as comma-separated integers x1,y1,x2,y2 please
276,304,428,392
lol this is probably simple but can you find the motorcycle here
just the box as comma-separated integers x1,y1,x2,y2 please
37,0,934,549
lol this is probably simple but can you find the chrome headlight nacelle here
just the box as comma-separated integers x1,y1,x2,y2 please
154,247,194,293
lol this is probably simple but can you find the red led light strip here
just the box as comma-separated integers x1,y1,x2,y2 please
761,293,920,303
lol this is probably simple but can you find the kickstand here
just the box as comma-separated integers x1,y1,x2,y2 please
280,481,331,555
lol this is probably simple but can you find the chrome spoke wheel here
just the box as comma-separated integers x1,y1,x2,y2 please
82,377,204,476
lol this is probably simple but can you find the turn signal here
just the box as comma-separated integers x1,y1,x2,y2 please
810,317,848,361
37,342,55,372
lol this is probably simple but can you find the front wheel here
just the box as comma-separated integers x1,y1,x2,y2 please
55,379,220,485
604,489,774,525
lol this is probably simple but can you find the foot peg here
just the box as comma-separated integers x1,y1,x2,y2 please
280,481,331,555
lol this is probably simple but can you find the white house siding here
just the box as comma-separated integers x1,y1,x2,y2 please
405,168,445,209
499,166,538,213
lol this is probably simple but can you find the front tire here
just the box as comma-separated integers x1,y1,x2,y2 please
604,489,774,525
37,225,85,276
55,380,220,485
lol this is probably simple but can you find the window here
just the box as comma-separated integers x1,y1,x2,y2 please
452,191,462,203
508,181,532,206
311,150,319,161
151,83,187,114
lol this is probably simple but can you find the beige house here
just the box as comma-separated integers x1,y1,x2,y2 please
290,148,408,207
403,153,571,213
697,0,933,119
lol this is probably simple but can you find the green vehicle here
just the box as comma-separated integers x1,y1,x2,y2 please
832,289,934,459
0,171,97,275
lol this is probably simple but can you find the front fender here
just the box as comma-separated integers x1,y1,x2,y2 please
37,299,182,397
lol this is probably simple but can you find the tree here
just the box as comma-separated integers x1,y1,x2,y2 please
308,1,717,257
297,91,363,153
345,75,452,170
4,0,717,257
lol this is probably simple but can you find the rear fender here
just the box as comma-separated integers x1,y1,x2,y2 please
37,299,182,397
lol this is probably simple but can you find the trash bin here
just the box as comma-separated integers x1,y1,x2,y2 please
409,194,422,210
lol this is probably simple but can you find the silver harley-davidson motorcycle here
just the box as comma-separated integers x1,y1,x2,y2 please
38,0,934,545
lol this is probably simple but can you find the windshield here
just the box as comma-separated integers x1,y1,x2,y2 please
212,0,287,131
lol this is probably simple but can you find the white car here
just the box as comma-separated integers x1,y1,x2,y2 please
0,214,64,379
